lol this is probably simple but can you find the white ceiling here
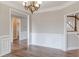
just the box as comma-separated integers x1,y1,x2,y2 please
37,1,76,13
0,1,76,13
38,1,73,9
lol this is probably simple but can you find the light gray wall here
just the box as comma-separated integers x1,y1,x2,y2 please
0,4,9,36
32,10,64,34
67,32,79,50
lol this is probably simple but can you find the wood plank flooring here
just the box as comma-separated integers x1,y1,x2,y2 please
3,45,65,57
2,39,79,57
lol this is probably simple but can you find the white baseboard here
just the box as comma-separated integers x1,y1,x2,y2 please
67,47,79,50
0,49,11,56
31,33,66,51
0,35,11,56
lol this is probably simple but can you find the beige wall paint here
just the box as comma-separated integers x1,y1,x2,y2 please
0,4,9,36
32,9,65,34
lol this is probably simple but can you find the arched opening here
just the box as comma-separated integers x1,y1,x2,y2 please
11,16,21,52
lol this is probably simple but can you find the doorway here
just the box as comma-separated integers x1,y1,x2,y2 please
11,16,21,52
10,9,30,53
65,12,79,51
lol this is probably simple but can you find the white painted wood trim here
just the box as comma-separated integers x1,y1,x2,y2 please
0,35,11,56
64,15,68,51
0,35,10,39
11,8,28,16
64,10,79,51
68,47,79,50
27,15,30,49
31,33,65,51
9,8,30,48
9,8,13,42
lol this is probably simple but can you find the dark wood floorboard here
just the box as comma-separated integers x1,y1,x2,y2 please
3,45,65,57
2,39,79,57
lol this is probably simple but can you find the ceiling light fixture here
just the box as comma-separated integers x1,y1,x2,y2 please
23,1,42,14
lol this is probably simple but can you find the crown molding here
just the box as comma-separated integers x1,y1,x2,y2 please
0,1,77,14
36,1,77,13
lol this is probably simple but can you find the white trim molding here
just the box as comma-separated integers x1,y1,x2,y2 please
30,33,66,51
0,1,76,14
0,35,11,56
68,47,79,51
10,8,30,47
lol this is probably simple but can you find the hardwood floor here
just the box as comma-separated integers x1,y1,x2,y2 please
66,49,79,57
11,39,27,52
2,39,79,57
3,45,65,57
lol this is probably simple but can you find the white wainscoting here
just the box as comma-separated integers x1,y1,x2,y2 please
0,35,12,56
31,33,66,51
67,32,79,50
20,31,27,40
